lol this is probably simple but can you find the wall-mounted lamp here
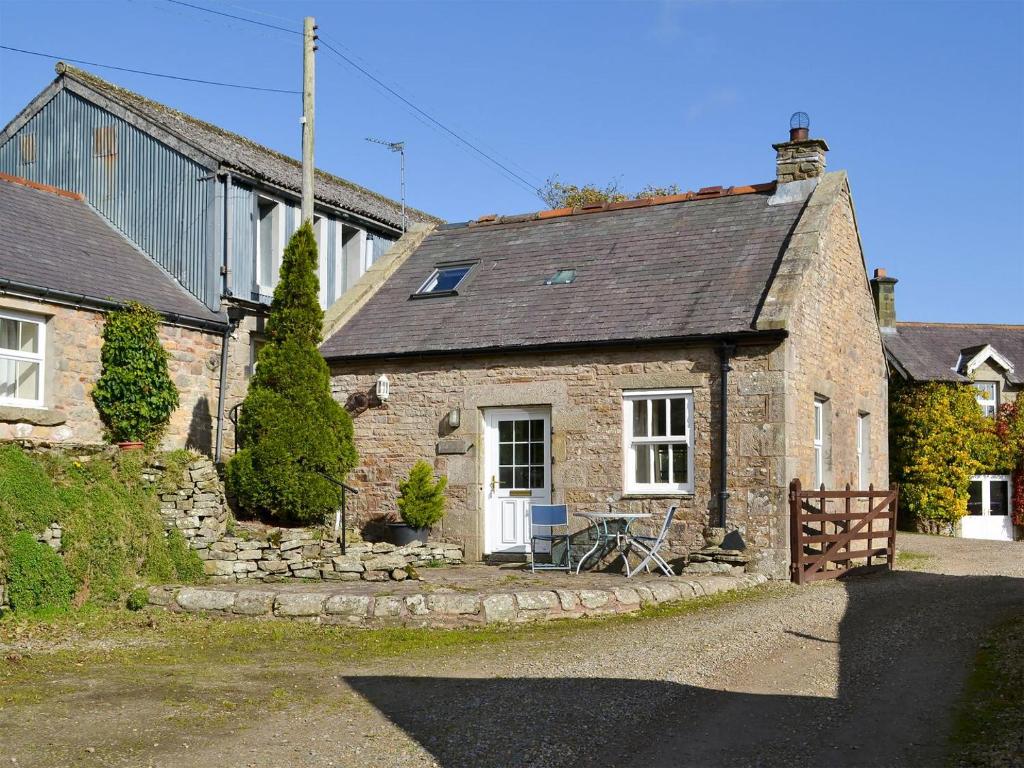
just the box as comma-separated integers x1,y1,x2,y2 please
375,374,391,403
447,407,461,429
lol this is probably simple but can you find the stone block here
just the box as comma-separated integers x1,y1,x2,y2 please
290,568,320,579
325,594,371,616
236,549,262,561
515,591,560,611
363,555,406,571
554,589,579,611
280,539,305,551
257,560,288,573
332,556,365,573
391,568,408,581
232,561,257,573
482,594,516,623
426,593,480,615
361,570,389,582
274,592,328,617
647,582,681,603
176,587,235,612
203,560,236,577
612,587,641,605
232,590,275,616
373,595,404,618
578,590,611,610
371,542,397,553
405,594,429,615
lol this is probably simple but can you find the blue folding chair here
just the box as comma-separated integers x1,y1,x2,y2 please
529,504,573,573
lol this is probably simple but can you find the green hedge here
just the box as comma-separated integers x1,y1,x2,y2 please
6,532,75,612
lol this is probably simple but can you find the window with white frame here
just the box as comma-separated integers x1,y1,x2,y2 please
972,381,998,418
256,197,283,294
967,475,1011,516
857,412,871,489
813,397,829,489
623,390,693,494
0,310,45,408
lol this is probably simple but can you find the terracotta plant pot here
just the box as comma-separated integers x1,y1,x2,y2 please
117,441,145,451
387,523,429,547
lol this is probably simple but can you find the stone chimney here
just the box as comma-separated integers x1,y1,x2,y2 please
870,268,898,331
774,112,829,183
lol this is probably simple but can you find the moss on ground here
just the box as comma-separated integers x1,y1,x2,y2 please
0,444,204,611
947,614,1024,767
895,550,934,571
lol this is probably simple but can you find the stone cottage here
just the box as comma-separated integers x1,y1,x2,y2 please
321,122,889,576
873,270,1022,541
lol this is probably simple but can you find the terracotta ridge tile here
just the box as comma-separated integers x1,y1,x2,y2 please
0,172,84,201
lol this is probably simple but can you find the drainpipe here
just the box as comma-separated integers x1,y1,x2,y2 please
717,341,736,528
214,172,235,464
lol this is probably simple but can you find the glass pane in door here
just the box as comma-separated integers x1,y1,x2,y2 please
967,481,983,515
990,481,1009,515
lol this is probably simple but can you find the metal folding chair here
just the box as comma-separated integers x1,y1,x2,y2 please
529,504,573,573
624,506,677,577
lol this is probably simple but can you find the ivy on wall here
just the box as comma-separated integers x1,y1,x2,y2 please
890,381,1024,530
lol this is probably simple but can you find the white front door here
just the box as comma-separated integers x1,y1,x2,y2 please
483,408,551,555
962,475,1015,542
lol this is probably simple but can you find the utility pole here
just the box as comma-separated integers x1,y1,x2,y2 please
365,137,406,232
301,16,317,224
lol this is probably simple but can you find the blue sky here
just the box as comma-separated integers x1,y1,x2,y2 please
1,0,1021,324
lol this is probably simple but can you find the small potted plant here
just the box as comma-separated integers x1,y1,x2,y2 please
389,460,447,546
92,302,179,450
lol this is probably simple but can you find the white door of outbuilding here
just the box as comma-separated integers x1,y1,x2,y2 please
483,408,551,555
962,475,1015,541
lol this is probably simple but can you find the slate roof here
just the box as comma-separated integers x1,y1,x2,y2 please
0,175,225,326
59,65,439,232
321,186,806,359
884,323,1024,385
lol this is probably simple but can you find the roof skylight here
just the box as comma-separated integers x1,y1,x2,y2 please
545,268,577,285
413,264,473,297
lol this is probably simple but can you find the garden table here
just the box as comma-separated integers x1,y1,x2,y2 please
573,512,651,575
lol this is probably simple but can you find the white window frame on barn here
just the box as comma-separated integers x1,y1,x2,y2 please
255,194,286,297
622,389,694,495
0,309,46,409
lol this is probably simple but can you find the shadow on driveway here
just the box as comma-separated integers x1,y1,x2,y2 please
344,570,1024,767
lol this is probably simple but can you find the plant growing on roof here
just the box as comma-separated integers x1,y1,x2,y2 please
540,177,682,209
397,461,447,530
225,221,358,526
91,301,179,445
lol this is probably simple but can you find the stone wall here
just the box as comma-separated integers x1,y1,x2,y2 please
0,297,246,454
150,456,462,583
329,342,790,573
782,174,890,493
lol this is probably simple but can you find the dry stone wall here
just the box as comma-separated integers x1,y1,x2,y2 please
149,456,462,583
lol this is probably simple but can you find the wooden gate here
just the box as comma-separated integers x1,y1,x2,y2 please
789,479,899,585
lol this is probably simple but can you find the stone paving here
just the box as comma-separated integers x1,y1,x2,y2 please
147,563,767,627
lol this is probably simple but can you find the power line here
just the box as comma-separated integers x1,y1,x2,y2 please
159,0,545,200
318,38,543,200
0,44,300,94
162,0,300,35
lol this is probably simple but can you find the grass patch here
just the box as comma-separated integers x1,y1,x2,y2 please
947,614,1024,767
895,550,934,570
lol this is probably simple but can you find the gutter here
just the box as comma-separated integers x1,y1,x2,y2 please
213,171,235,464
321,329,787,363
0,278,228,333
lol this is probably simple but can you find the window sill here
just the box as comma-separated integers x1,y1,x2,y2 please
620,491,695,500
0,405,66,426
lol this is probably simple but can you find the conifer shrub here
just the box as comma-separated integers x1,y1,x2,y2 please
225,222,357,525
397,461,448,530
91,301,179,444
7,532,75,612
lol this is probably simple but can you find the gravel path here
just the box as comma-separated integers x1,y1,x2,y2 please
5,534,1022,767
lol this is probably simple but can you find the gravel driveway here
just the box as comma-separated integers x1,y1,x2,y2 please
4,533,1022,767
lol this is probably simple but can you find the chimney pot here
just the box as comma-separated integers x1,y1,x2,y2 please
774,112,829,184
874,268,887,279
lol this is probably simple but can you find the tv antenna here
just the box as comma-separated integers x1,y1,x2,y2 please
366,137,406,232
